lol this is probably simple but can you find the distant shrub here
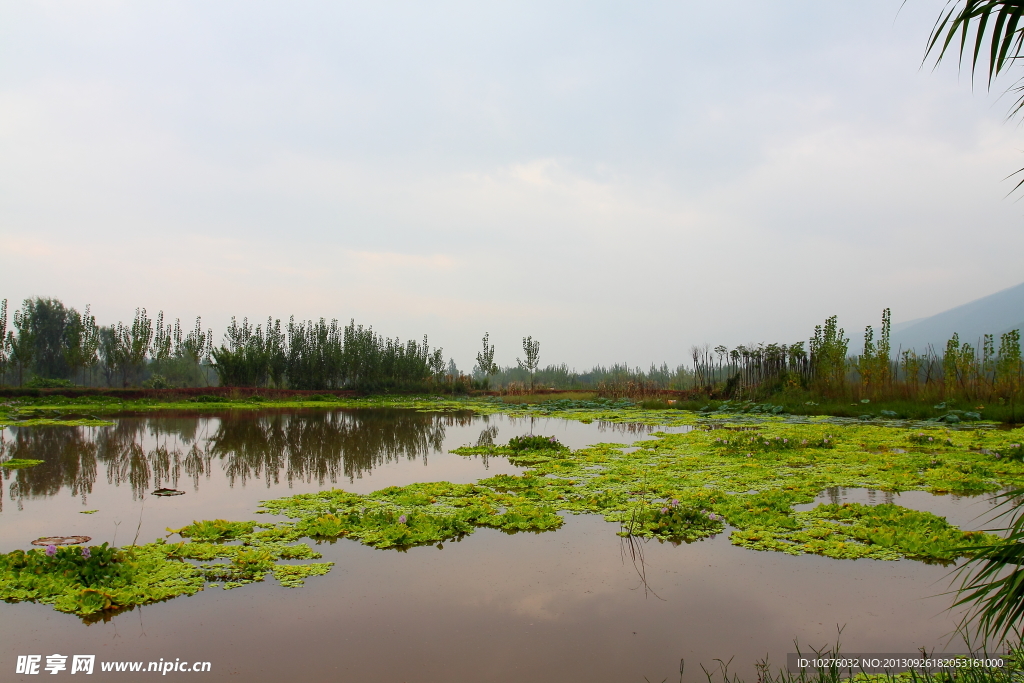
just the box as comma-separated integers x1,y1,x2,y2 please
25,377,75,389
141,374,170,389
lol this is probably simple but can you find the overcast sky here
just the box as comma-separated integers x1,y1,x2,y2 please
2,0,1022,370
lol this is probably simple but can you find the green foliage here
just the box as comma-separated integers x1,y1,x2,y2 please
858,308,892,393
189,394,227,403
24,298,75,380
211,317,282,388
1,544,127,590
299,513,347,537
806,503,992,562
61,305,99,386
8,304,36,386
517,336,541,389
0,458,45,469
999,442,1024,461
997,330,1023,394
475,332,497,380
909,431,955,446
210,316,442,391
10,399,1024,619
926,1,1024,197
506,434,567,452
0,542,206,617
955,488,1024,643
710,431,835,453
810,315,850,393
0,299,7,383
260,481,566,550
141,374,170,389
272,563,333,588
928,0,1024,117
167,519,257,542
627,501,725,543
24,377,74,388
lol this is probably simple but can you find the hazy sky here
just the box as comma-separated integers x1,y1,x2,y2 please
2,0,1022,370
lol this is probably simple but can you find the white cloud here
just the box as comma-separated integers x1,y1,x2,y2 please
2,0,1023,368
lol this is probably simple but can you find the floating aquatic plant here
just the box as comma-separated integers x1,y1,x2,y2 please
0,458,45,469
166,519,258,542
6,406,1024,619
506,434,567,452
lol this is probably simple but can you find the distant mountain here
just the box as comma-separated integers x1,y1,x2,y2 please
890,281,1024,352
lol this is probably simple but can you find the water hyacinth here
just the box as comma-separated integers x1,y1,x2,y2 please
45,545,57,557
398,515,407,524
660,508,669,514
81,547,91,559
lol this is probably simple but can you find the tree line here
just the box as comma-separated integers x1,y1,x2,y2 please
2,297,1021,402
0,298,444,391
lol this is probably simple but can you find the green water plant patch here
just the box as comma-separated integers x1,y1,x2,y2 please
258,421,1022,561
0,542,205,617
0,521,335,617
1,458,45,469
5,408,1024,620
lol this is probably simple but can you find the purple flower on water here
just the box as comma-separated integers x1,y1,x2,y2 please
45,545,57,557
746,453,752,458
671,499,680,507
783,439,788,443
81,547,91,559
398,515,407,524
660,508,669,514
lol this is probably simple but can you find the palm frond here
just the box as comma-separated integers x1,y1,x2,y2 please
927,1,1024,117
955,488,1024,643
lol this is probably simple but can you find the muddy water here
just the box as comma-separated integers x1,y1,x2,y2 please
0,409,999,682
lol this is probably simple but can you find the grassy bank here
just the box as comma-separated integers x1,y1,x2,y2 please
640,396,1021,425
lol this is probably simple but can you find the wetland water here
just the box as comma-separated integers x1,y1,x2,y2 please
0,409,1001,682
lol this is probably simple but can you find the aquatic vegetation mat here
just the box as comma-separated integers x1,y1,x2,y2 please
0,523,334,617
259,420,1024,563
1,459,45,469
4,407,1024,618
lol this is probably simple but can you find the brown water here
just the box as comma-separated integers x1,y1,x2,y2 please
0,409,1002,682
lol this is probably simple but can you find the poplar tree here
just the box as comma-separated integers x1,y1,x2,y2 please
517,336,540,390
475,332,497,387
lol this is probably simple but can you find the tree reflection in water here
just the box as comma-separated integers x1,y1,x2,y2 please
0,409,476,509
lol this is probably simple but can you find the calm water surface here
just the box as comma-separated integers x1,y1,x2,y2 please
0,409,1001,682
